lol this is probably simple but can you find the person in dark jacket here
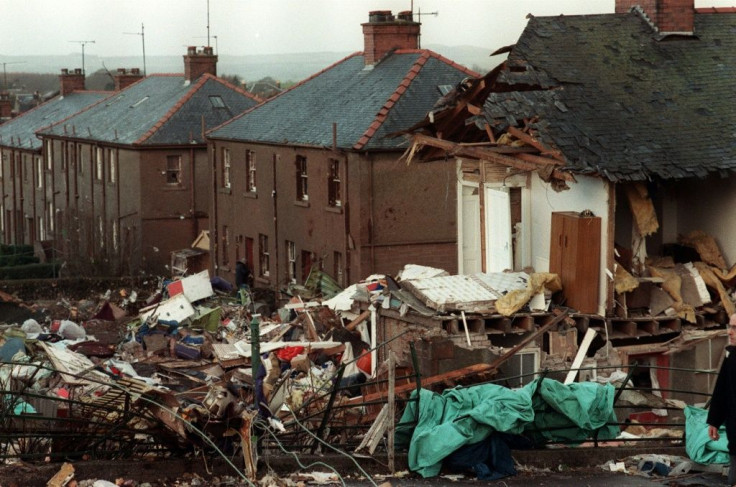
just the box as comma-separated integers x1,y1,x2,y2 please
235,258,253,289
707,313,736,486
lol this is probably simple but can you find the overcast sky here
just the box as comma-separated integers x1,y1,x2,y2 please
2,0,735,59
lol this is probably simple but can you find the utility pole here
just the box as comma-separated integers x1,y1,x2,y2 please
124,23,147,75
68,40,96,74
0,61,25,91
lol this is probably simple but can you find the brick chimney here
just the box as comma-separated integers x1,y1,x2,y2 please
362,10,420,66
59,68,85,96
114,68,144,91
183,46,218,82
0,92,12,119
616,0,695,34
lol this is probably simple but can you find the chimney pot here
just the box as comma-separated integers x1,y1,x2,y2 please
187,46,197,55
363,9,420,65
397,10,413,22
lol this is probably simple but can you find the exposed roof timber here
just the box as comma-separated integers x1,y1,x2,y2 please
404,132,575,182
506,126,565,162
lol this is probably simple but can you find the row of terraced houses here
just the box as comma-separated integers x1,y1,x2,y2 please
0,11,476,288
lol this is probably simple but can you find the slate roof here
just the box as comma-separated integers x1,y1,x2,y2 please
479,11,736,182
208,50,477,151
0,91,110,151
38,74,260,146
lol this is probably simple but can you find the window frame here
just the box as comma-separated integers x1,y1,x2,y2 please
222,148,231,189
296,155,308,201
166,155,182,185
286,240,296,284
95,147,103,181
328,158,341,207
246,150,257,193
259,233,270,277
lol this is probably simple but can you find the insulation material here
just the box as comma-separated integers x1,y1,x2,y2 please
679,230,728,270
648,266,695,323
495,273,561,316
625,183,659,237
693,261,735,317
614,264,639,295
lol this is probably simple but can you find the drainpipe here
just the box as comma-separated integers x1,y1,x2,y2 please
369,154,375,273
189,146,196,240
343,153,350,285
272,153,279,285
211,142,218,276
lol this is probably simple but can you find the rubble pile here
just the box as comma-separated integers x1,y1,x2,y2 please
0,261,733,484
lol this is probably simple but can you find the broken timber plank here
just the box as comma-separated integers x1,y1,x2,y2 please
564,327,597,385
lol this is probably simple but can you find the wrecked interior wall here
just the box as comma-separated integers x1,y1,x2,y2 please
529,174,610,314
670,175,736,267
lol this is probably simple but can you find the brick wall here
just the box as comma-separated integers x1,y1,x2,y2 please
657,0,695,32
372,241,458,277
615,0,694,32
184,46,218,81
59,69,85,96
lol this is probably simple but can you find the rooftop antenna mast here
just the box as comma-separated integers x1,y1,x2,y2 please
0,61,26,91
412,5,438,49
206,0,211,47
68,40,96,75
124,23,147,76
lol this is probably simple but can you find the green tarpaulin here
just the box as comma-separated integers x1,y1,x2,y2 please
395,377,620,478
684,405,729,464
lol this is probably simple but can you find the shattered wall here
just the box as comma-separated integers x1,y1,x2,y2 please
670,175,736,266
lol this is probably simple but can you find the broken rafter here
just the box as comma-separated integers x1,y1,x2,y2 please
507,126,565,162
409,133,575,182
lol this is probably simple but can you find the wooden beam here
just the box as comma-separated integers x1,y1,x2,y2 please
507,126,565,162
410,133,574,182
516,152,564,166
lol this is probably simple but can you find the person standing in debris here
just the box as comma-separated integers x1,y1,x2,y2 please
707,313,736,486
235,258,253,289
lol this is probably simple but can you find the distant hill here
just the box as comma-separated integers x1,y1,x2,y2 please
0,44,501,85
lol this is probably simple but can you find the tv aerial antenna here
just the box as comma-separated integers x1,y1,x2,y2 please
124,23,147,76
68,40,96,74
0,61,25,90
409,1,438,49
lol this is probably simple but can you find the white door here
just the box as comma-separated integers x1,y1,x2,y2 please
460,185,482,274
485,186,512,272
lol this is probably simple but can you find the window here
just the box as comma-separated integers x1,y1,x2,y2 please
0,153,5,178
95,147,103,180
328,159,341,207
286,240,296,283
22,155,28,183
108,149,116,183
166,155,181,185
221,225,230,266
61,143,67,171
334,251,343,286
209,95,225,108
246,150,256,192
36,158,43,189
222,148,231,189
99,216,104,249
0,203,4,234
112,220,119,251
259,233,270,277
47,202,54,233
76,145,82,174
38,217,45,241
45,142,52,170
296,155,308,200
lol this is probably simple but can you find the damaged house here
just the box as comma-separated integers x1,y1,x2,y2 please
206,11,478,289
0,71,111,249
31,48,260,275
398,2,736,396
